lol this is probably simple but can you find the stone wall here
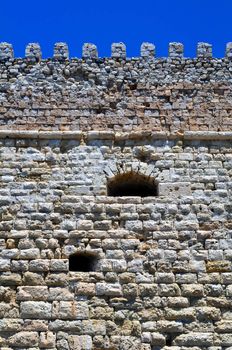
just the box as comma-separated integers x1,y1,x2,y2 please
0,42,232,350
0,135,232,349
0,42,232,132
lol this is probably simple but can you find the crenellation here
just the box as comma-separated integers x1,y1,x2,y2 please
168,42,184,58
226,42,232,58
141,42,155,59
197,42,213,58
0,40,232,350
53,42,69,60
111,42,126,58
0,42,14,61
82,43,98,59
25,43,41,62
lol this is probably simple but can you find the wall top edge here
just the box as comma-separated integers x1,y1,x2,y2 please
0,130,231,141
0,42,232,60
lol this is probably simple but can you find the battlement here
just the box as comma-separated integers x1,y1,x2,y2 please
0,40,232,134
1,41,232,60
0,40,232,350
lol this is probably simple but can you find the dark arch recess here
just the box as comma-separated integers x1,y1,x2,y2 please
107,172,158,197
69,252,98,272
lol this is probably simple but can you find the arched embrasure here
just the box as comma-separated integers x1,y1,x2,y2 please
107,172,158,197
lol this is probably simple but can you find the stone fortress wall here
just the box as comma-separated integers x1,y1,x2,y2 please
0,42,232,350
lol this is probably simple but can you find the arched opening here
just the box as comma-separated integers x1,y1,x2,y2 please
69,252,97,272
107,172,158,197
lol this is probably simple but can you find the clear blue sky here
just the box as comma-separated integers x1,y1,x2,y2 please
0,0,231,58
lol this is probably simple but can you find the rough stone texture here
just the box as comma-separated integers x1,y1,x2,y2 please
0,42,231,349
0,42,232,132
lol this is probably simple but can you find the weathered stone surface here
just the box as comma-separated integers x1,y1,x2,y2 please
0,42,231,349
8,331,39,347
20,301,52,319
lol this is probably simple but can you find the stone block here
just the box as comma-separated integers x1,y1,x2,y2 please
159,182,191,197
96,283,122,296
20,301,52,319
17,286,48,301
68,335,92,350
8,331,39,347
52,301,89,320
173,332,214,347
151,332,165,346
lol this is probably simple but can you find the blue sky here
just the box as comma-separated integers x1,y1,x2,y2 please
0,0,231,58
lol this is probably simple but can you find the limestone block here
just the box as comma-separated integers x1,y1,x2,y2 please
173,332,214,347
207,261,231,272
181,284,204,297
159,182,191,197
45,273,68,287
221,272,232,284
175,273,197,284
0,273,22,286
151,332,166,346
0,259,10,271
83,319,106,335
0,287,16,303
19,248,40,260
141,332,152,343
23,272,45,286
76,220,93,230
39,331,56,348
165,307,196,321
96,283,122,296
8,331,39,347
111,259,127,272
52,301,89,320
156,272,175,284
122,283,138,298
0,318,23,331
50,259,69,272
220,334,232,346
68,335,92,350
48,287,74,301
167,297,189,308
196,306,221,321
1,249,19,259
125,220,143,232
17,286,48,301
156,320,183,333
75,283,96,296
20,301,52,319
215,320,232,333
29,259,50,272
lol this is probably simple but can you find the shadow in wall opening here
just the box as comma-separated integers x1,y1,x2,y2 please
69,252,98,272
107,172,158,197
